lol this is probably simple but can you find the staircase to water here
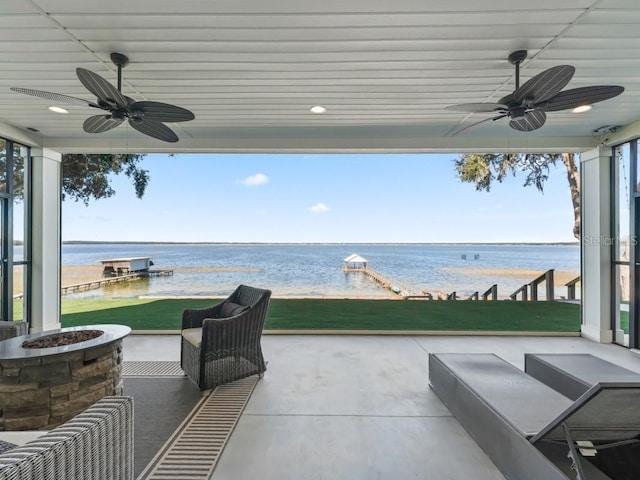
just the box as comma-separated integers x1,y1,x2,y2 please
345,264,580,302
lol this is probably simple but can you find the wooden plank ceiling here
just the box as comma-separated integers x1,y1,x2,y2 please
0,0,638,152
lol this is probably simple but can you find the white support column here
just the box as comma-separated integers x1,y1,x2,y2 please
581,146,613,343
30,148,61,332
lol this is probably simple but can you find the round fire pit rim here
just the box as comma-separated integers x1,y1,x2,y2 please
0,324,131,360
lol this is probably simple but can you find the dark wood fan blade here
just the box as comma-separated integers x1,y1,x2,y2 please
514,65,575,104
445,103,507,113
129,119,179,143
10,87,99,108
129,101,195,122
83,115,124,133
538,86,625,112
509,110,546,132
76,68,127,108
451,114,507,136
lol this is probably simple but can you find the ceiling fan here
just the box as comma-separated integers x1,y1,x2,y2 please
10,53,195,143
446,50,624,136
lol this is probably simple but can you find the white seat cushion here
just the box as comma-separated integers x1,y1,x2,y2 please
0,431,45,446
182,328,202,348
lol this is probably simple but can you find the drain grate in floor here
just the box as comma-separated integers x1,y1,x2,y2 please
123,361,184,377
136,376,259,480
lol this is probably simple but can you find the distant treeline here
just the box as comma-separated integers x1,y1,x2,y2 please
62,240,580,246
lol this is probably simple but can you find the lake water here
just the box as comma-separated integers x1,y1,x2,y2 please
62,243,580,299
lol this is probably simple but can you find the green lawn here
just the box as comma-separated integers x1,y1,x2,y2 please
61,298,581,332
620,310,629,334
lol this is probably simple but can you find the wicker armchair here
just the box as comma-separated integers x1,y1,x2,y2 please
181,284,272,390
0,321,28,341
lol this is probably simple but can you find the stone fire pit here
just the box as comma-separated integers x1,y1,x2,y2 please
0,324,130,431
21,329,104,349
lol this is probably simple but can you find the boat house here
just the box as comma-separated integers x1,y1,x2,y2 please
100,257,153,277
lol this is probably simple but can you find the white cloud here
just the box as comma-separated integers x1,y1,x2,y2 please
240,173,269,186
309,202,330,213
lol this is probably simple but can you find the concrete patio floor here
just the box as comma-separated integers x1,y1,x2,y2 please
123,334,640,480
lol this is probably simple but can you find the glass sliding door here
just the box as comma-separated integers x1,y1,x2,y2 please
12,142,30,324
0,138,9,322
630,140,640,349
0,137,31,326
0,199,3,319
612,144,631,346
611,139,640,349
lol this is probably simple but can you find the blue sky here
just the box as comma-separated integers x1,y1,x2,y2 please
61,153,577,243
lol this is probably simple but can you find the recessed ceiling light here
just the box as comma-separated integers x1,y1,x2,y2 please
48,106,69,114
572,105,592,113
310,105,327,114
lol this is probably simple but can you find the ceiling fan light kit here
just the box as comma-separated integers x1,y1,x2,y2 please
446,50,624,136
572,105,592,113
11,53,195,143
48,106,68,114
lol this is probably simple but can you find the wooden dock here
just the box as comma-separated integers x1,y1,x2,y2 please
60,269,173,296
343,266,417,297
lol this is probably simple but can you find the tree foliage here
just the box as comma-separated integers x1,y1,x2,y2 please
1,139,149,205
454,153,562,193
62,153,150,205
454,153,581,239
0,139,26,198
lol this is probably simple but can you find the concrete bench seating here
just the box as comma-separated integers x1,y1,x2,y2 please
525,353,640,400
429,353,640,480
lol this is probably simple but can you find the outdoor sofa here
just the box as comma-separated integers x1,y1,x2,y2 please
0,321,27,341
0,396,134,480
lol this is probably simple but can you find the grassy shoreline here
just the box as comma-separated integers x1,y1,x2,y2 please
61,298,581,332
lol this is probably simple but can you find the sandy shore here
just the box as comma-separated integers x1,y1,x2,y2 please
13,266,106,295
61,265,105,285
14,266,125,296
13,265,266,295
442,267,580,286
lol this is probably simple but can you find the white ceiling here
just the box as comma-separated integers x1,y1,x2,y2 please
1,0,639,153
